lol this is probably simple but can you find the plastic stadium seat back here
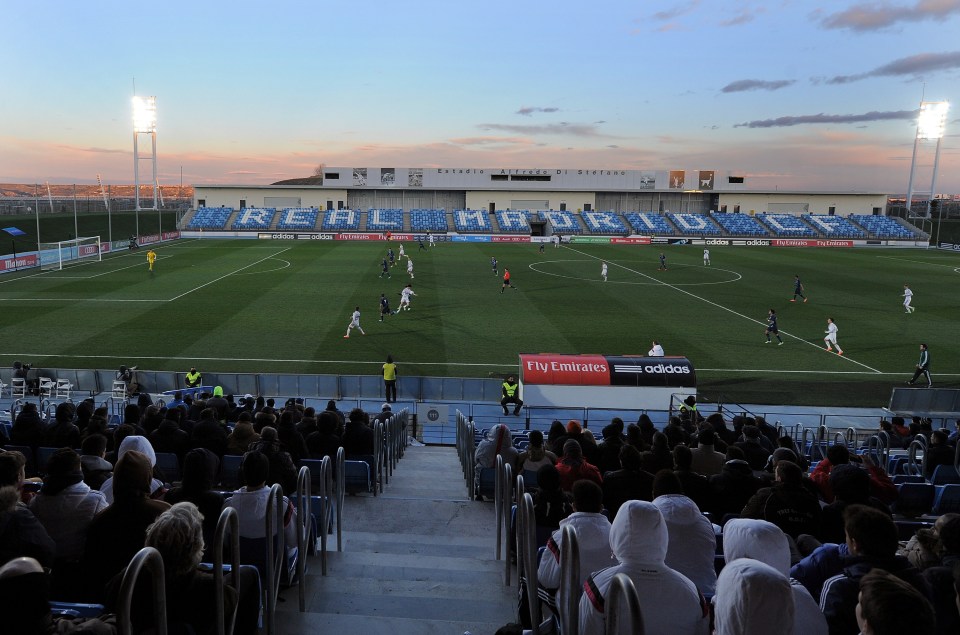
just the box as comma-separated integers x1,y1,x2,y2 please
154,452,181,484
933,484,960,515
894,482,936,518
477,467,497,498
343,460,372,494
931,465,960,486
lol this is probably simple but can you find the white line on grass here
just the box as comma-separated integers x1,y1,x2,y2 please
562,245,883,374
167,248,292,300
874,255,960,270
529,260,742,286
43,255,173,279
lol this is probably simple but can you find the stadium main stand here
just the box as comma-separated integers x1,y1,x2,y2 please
581,210,628,234
851,214,922,239
410,209,448,232
667,212,721,235
709,212,768,237
624,212,674,235
802,214,866,238
453,209,493,232
540,210,583,234
495,209,532,233
757,213,817,237
187,207,234,230
232,208,276,230
276,208,319,230
365,208,404,231
321,209,361,231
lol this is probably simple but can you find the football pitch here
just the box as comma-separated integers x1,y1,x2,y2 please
0,238,956,407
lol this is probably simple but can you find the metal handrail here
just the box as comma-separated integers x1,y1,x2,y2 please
335,448,344,552
373,420,384,495
495,454,504,561
264,484,284,635
845,427,858,448
501,460,514,584
296,465,312,610
117,547,168,635
519,491,556,635
314,457,331,574
906,438,926,477
954,442,960,473
558,524,581,635
213,507,240,635
606,573,645,635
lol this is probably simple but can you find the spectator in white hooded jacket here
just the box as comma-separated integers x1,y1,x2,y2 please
722,518,827,635
651,473,717,596
714,558,795,635
578,499,709,635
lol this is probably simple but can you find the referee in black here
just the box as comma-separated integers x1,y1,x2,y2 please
907,343,931,387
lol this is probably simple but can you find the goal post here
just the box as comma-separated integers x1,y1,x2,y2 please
39,236,102,271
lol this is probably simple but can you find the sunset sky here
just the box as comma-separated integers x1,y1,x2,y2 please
2,0,958,193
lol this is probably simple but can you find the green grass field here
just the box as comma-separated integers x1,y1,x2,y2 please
0,238,956,407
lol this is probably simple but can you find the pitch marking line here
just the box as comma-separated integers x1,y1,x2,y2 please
562,245,882,374
875,255,960,271
529,260,742,286
167,248,292,301
1,351,950,376
44,255,174,279
234,258,291,276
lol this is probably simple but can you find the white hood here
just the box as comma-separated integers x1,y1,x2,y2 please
610,500,667,566
722,518,790,576
118,435,157,467
714,558,795,635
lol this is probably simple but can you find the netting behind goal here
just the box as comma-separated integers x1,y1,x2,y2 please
39,236,102,271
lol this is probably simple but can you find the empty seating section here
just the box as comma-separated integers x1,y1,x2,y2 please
625,212,674,235
277,208,319,230
803,214,865,238
710,212,768,236
321,209,361,231
188,207,234,229
232,208,276,230
410,209,448,232
851,215,920,239
757,213,816,237
495,210,531,233
667,213,721,235
366,208,404,231
540,210,582,234
453,209,493,232
581,211,627,234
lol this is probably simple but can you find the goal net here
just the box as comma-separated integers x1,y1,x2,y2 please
39,236,102,271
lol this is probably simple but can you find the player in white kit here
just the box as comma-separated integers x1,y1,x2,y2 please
902,284,915,313
601,262,608,282
344,307,365,338
398,243,407,260
823,317,843,355
703,248,710,266
407,258,414,279
399,284,417,311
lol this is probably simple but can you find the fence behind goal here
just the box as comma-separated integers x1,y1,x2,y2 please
39,236,102,271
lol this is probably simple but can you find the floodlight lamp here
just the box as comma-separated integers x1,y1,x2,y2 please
917,101,948,140
132,96,157,133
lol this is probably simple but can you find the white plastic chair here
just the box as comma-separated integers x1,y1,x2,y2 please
38,377,55,398
10,378,26,399
55,378,73,399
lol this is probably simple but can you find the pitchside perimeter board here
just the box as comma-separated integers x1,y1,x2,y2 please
518,353,697,410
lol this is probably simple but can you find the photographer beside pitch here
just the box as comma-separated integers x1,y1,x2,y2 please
116,364,139,396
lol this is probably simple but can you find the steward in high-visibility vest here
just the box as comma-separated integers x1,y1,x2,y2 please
185,367,202,388
501,375,523,417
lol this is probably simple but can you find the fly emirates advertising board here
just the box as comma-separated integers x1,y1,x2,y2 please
518,354,696,410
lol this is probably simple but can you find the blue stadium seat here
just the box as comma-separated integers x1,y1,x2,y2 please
453,209,493,232
892,474,926,485
495,210,532,233
624,212,674,235
343,460,372,494
931,465,960,485
581,211,627,234
154,452,180,484
366,208,404,231
667,213,721,235
36,447,59,474
219,454,243,490
757,213,816,237
232,208,276,230
803,214,866,238
933,484,960,514
850,215,921,239
188,207,234,230
540,210,583,234
410,209,448,232
277,208,319,230
321,209,361,231
477,467,496,499
894,482,936,517
709,212,768,236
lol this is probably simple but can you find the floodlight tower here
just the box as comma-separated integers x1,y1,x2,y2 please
132,96,158,213
904,101,949,217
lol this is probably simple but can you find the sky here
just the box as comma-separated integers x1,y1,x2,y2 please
1,0,959,194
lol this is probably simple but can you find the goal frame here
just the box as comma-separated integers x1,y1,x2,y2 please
39,236,103,271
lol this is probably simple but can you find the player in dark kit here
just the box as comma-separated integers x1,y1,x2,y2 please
791,275,807,303
658,252,667,271
379,258,391,278
388,248,396,268
491,256,498,276
765,309,783,345
379,293,395,322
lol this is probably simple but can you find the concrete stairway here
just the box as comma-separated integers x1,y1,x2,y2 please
275,445,515,634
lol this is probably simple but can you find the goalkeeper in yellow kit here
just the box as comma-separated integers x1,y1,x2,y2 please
147,249,157,271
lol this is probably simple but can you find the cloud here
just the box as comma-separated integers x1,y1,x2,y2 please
606,145,620,149
449,136,534,146
734,109,918,128
55,144,126,155
227,170,260,175
721,79,795,93
477,122,605,137
827,50,960,83
652,1,700,21
516,106,559,116
819,0,960,32
720,6,766,27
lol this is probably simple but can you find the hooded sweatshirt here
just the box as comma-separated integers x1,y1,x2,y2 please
714,558,795,635
475,424,519,470
578,500,709,635
722,519,827,635
652,494,717,595
538,511,615,608
99,435,164,504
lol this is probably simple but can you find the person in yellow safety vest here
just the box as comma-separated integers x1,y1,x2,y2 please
185,367,202,388
501,375,523,417
679,395,701,422
383,355,398,403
